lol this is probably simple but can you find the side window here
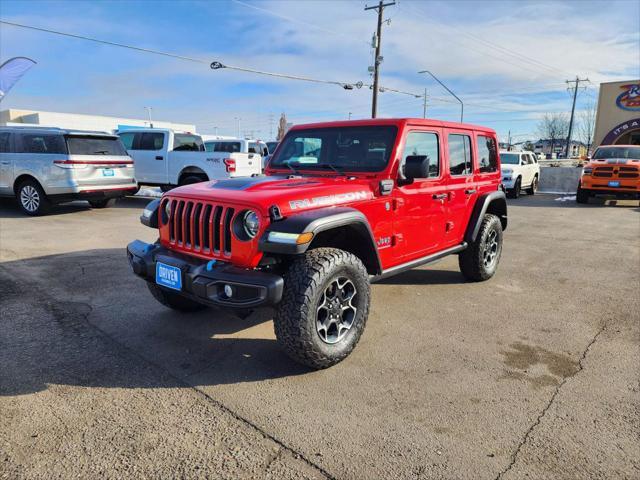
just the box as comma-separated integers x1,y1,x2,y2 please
248,142,259,154
448,134,472,176
19,134,67,154
136,132,164,151
0,132,10,153
118,132,135,150
204,142,214,152
477,135,498,173
402,131,439,178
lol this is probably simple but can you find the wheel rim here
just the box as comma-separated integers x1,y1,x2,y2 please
20,185,40,212
483,229,499,268
316,276,358,344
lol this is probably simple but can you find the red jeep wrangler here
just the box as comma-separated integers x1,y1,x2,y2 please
128,119,506,369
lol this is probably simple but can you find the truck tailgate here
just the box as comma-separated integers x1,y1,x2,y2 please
231,153,262,177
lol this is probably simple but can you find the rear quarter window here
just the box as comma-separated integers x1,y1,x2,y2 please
477,135,498,173
19,134,67,154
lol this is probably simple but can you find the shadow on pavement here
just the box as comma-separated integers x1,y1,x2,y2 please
507,193,639,209
0,196,149,218
0,248,310,396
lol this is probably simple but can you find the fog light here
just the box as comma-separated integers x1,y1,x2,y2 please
223,284,233,298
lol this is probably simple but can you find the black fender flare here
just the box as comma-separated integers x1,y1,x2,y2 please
464,191,508,243
259,207,382,273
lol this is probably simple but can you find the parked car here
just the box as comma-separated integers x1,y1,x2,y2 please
577,144,640,203
127,118,507,369
117,129,261,191
204,138,268,169
266,141,279,154
500,151,540,198
0,126,137,215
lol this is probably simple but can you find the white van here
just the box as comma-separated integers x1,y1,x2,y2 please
0,126,137,215
117,129,261,190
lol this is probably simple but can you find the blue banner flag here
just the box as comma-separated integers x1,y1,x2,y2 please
0,56,36,101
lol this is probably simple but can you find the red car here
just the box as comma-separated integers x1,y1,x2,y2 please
128,119,507,368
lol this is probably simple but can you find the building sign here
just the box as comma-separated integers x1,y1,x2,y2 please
615,83,640,111
601,118,640,145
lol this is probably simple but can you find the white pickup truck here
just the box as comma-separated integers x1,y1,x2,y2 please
117,129,261,190
500,150,540,198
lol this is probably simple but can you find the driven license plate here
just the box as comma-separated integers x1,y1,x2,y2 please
102,168,114,177
608,180,620,187
156,262,182,291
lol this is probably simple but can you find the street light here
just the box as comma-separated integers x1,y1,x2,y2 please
418,70,464,122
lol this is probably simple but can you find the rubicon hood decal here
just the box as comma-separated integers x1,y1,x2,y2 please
289,191,370,210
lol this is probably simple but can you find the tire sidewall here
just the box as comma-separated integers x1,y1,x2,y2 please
478,215,503,277
304,262,370,358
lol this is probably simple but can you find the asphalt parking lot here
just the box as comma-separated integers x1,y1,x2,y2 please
1,193,638,479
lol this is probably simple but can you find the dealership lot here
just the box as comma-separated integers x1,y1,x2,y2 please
0,194,638,479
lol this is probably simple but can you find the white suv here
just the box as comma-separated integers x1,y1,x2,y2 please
500,151,540,198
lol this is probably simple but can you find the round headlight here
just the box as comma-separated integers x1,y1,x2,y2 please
243,210,260,238
163,199,171,223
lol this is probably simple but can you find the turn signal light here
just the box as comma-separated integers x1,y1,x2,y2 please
223,158,236,173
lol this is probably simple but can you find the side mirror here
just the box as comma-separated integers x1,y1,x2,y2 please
403,155,431,180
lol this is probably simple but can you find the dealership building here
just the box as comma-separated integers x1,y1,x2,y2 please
593,79,640,148
0,108,195,133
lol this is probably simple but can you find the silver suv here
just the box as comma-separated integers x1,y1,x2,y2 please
0,127,138,215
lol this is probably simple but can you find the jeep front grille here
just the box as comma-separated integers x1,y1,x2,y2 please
166,199,234,256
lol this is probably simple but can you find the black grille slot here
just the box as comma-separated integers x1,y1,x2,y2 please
202,205,212,251
174,201,185,244
193,203,203,249
184,202,193,246
213,206,223,252
619,172,638,178
224,208,234,255
593,171,613,177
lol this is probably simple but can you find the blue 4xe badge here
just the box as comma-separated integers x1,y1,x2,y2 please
156,262,182,290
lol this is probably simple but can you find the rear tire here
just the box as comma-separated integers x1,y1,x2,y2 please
89,198,116,208
147,283,206,312
459,213,503,282
17,179,51,216
179,175,207,186
274,248,370,369
576,184,590,204
526,175,538,195
160,184,174,192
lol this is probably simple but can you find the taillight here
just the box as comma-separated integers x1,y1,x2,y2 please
223,158,236,173
53,160,86,169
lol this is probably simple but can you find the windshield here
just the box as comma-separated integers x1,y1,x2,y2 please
173,134,204,151
500,153,520,165
593,146,640,160
65,136,128,156
270,126,398,172
266,142,278,153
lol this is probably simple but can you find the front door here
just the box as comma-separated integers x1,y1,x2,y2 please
122,131,167,184
0,132,13,194
394,129,448,261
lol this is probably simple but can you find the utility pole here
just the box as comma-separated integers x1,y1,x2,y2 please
422,88,428,118
565,76,589,158
144,106,153,127
365,0,395,118
269,113,274,139
348,112,352,120
507,130,511,151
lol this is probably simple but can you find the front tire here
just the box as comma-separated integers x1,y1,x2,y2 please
17,179,51,216
459,213,503,282
274,248,370,369
507,177,521,199
146,283,206,312
576,184,590,204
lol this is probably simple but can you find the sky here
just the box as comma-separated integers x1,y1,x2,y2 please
0,0,638,142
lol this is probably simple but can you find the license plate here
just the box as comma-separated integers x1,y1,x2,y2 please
102,168,114,177
156,262,182,291
608,180,620,187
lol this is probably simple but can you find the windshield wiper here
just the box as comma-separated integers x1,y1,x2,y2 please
318,163,345,176
284,161,301,175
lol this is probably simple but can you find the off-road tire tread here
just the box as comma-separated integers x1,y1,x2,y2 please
576,184,589,204
146,282,206,312
458,213,502,282
274,248,370,369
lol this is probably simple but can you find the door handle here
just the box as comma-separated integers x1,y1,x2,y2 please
465,189,477,195
155,156,164,160
432,193,447,200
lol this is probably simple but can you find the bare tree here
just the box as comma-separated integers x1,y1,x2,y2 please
537,113,569,156
578,102,597,155
277,113,288,141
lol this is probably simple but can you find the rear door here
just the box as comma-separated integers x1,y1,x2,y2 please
394,129,448,260
0,132,13,194
445,129,476,245
122,131,167,184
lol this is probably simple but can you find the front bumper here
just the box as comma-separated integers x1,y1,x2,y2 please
501,176,515,189
126,240,284,308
